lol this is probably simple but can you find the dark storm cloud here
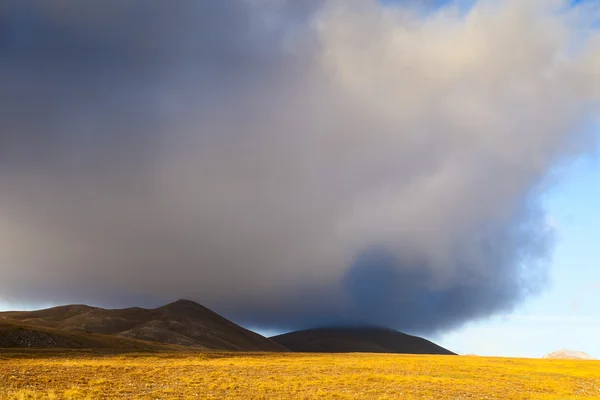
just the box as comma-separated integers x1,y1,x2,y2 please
0,0,598,335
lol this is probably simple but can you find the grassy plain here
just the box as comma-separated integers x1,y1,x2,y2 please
1,350,599,399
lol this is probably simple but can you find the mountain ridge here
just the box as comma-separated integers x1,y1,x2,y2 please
2,300,456,355
1,299,284,351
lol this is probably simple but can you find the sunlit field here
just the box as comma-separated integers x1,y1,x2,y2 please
1,351,599,399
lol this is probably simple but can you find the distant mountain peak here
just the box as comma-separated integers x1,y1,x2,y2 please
543,349,594,360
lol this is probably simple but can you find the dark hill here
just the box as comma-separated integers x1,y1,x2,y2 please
0,319,177,350
0,300,284,351
270,326,455,355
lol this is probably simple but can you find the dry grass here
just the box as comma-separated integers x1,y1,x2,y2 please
1,351,599,399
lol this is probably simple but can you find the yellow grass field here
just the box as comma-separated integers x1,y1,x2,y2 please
1,351,599,399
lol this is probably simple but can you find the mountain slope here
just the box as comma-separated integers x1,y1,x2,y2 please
271,327,455,355
1,300,284,351
0,319,177,350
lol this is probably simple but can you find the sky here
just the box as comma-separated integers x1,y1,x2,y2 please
436,149,600,358
0,0,599,358
408,0,600,358
257,150,600,359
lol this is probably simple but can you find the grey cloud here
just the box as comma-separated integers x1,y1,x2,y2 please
0,0,598,335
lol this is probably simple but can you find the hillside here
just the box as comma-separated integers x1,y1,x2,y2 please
271,327,455,355
0,300,284,351
543,349,595,360
0,319,176,350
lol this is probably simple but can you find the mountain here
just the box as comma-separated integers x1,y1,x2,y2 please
270,326,455,355
0,300,284,351
542,349,595,360
2,301,456,354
